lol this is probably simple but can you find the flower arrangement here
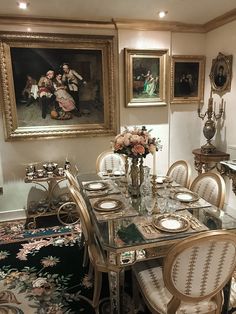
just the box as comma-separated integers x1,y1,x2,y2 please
113,126,161,158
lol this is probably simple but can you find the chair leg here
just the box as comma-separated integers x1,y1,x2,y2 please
92,268,103,310
132,271,141,313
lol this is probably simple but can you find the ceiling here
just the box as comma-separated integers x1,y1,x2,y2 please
0,0,236,25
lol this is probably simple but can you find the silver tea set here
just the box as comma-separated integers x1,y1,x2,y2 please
25,161,68,180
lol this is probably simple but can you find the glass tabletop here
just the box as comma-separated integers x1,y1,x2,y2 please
78,173,236,251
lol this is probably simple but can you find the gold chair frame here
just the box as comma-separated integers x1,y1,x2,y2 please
133,230,236,314
190,172,226,209
68,186,109,310
166,160,192,188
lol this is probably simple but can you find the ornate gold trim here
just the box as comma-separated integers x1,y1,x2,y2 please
0,31,118,140
209,52,233,96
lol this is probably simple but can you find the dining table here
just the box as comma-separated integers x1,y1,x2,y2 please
78,172,236,314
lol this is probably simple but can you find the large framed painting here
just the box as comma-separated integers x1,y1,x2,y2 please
124,48,168,107
209,52,233,96
0,32,118,140
170,55,205,104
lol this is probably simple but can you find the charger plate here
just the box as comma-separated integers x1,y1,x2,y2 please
174,191,199,203
153,214,190,233
93,198,123,212
84,181,108,191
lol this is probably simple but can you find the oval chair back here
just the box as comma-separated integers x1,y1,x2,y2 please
190,172,225,209
166,160,191,188
96,149,125,173
164,231,236,313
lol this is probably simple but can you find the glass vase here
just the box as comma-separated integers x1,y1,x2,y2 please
128,157,144,197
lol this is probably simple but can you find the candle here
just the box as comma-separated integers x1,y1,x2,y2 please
153,150,156,176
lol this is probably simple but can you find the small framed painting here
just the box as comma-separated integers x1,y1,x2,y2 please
170,55,205,104
124,48,168,107
209,52,233,96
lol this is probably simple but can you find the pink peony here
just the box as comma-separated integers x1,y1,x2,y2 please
130,134,141,144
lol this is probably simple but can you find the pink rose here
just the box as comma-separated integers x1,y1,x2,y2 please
132,144,145,156
116,136,124,145
114,143,123,151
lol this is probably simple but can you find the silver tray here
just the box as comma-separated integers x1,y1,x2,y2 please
173,191,199,203
153,214,190,233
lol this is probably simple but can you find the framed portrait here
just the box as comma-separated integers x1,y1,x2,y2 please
0,32,118,140
124,48,168,107
170,55,205,104
209,52,233,96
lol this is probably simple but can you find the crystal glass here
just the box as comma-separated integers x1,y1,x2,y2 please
144,195,155,217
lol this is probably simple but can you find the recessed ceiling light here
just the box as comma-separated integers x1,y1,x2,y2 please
17,1,29,10
158,11,168,18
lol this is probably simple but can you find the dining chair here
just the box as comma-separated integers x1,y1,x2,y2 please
61,169,89,267
190,172,226,209
132,230,236,314
166,160,191,188
68,185,109,310
96,149,125,174
64,169,80,190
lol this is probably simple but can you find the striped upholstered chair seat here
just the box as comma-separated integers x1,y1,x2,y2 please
190,172,226,209
133,231,236,314
166,160,191,188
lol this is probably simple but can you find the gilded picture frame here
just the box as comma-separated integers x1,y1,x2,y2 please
170,55,205,104
0,32,118,140
124,48,168,107
209,52,233,96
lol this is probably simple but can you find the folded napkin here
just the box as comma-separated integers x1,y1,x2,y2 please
117,223,143,244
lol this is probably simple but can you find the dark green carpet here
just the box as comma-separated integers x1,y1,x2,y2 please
0,220,138,314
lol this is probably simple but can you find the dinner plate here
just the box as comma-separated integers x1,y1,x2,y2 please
153,214,190,233
156,176,173,184
93,198,123,212
174,191,199,203
84,181,108,191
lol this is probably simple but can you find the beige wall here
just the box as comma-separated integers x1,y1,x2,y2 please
0,21,235,215
205,21,236,210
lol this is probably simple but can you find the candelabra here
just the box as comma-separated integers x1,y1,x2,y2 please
198,90,224,153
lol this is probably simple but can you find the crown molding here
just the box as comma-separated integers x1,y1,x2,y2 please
203,8,236,32
0,9,235,33
0,15,115,30
113,19,205,33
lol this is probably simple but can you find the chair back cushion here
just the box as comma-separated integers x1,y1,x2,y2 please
190,173,225,208
164,231,236,302
96,150,125,173
167,160,191,188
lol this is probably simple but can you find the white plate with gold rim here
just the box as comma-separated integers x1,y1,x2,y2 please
174,191,199,203
153,214,190,233
93,198,123,212
84,181,108,191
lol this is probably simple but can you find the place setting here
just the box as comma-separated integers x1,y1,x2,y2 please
82,180,121,198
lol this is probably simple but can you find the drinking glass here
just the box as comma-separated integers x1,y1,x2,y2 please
145,196,155,217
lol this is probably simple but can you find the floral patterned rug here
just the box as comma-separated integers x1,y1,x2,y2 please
0,220,136,314
0,220,99,313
